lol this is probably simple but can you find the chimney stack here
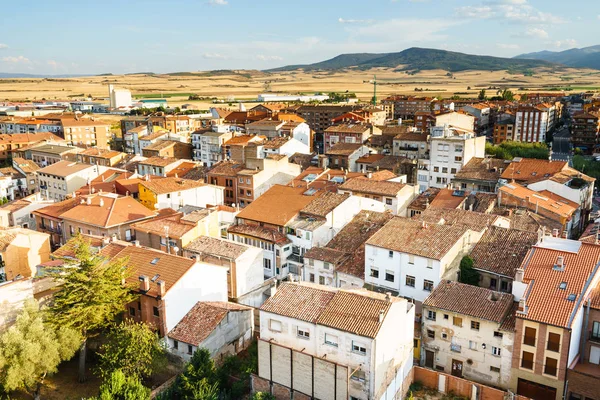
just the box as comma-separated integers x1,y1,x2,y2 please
517,298,527,314
139,275,150,292
379,309,385,323
554,256,565,271
86,197,92,205
515,268,524,283
385,292,392,302
157,280,166,298
133,240,140,247
99,198,104,207
552,228,559,237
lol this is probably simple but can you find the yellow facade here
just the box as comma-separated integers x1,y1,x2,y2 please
138,184,158,210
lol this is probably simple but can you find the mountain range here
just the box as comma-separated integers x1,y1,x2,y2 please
515,45,600,70
267,47,553,73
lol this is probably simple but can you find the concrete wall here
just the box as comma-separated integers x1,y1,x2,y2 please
155,185,224,210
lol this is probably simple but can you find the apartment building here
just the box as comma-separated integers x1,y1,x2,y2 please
206,160,245,206
28,143,81,167
493,117,516,144
76,148,126,167
510,237,600,400
392,131,429,160
257,282,414,400
0,193,54,230
323,143,373,172
138,177,224,210
364,217,478,303
123,124,149,154
381,95,433,119
0,132,66,162
62,118,112,148
462,103,491,133
148,114,200,138
451,157,506,193
141,140,192,160
223,135,266,164
296,104,359,134
571,110,599,151
422,281,516,389
338,177,418,216
192,129,233,166
0,117,62,134
514,106,549,143
323,124,381,153
137,157,185,177
417,126,486,191
36,161,102,201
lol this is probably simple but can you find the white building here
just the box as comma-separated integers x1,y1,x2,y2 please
514,106,549,143
338,177,419,216
421,280,516,389
258,282,415,400
261,136,310,158
108,84,132,109
257,93,330,102
364,217,478,303
192,129,233,166
139,177,224,210
36,161,103,201
167,301,253,361
417,125,486,191
0,193,54,230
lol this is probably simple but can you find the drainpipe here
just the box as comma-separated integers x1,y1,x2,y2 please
581,298,591,363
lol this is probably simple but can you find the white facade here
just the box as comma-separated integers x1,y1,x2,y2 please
257,93,330,102
192,130,233,166
154,185,224,210
262,137,310,158
515,108,549,143
37,164,104,201
108,85,132,109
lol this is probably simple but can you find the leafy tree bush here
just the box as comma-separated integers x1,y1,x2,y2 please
251,392,276,400
485,141,549,160
0,300,80,399
92,370,150,400
459,256,479,286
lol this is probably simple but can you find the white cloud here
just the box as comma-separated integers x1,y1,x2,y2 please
338,18,373,24
208,0,227,5
554,39,577,49
202,53,228,59
353,18,460,43
456,1,565,24
47,60,59,69
255,55,283,61
0,44,8,50
524,27,548,39
2,55,30,63
497,43,520,49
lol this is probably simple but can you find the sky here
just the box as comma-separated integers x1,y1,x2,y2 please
0,0,599,75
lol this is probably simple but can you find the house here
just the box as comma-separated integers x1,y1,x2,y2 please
36,161,103,201
0,132,65,162
381,95,433,119
323,124,381,153
76,148,127,167
469,226,538,293
462,103,491,133
138,129,173,153
141,140,193,160
452,157,506,193
509,236,600,400
0,166,26,201
0,193,54,230
56,193,157,242
407,187,441,217
421,280,516,389
167,301,253,361
257,282,415,400
498,182,579,238
123,124,150,155
392,131,429,160
29,144,81,167
12,157,40,195
132,209,220,253
192,129,233,166
222,135,266,164
417,125,486,191
183,235,265,304
0,227,51,283
364,217,478,303
104,243,228,337
206,160,245,206
493,117,516,144
323,143,373,172
261,136,310,158
136,157,185,177
138,177,224,210
303,210,394,289
338,177,418,216
245,119,286,138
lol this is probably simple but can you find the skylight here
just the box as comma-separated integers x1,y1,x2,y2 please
567,294,576,302
558,282,567,290
151,273,160,282
150,258,160,265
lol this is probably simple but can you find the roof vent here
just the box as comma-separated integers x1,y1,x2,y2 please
489,292,500,302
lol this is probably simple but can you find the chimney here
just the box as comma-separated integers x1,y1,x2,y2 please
86,197,92,205
133,240,140,247
385,292,392,302
552,228,559,237
515,268,524,283
379,309,385,323
194,254,201,263
99,198,104,207
157,280,166,298
139,275,150,292
111,233,117,242
562,230,568,239
367,172,373,179
421,221,428,229
554,256,565,271
517,298,528,315
102,236,110,246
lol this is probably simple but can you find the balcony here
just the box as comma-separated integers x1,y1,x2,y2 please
450,344,461,353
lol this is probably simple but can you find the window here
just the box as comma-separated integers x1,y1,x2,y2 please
444,314,449,320
352,341,366,355
351,370,366,383
453,316,463,327
547,332,561,352
309,273,315,282
427,310,436,321
187,345,193,355
319,276,325,285
524,327,536,346
492,346,501,356
323,262,330,270
424,280,434,292
427,329,435,339
153,307,159,317
441,333,448,339
263,259,272,270
406,275,415,287
408,255,415,264
469,340,477,350
239,188,244,195
442,167,448,173
500,281,509,292
388,250,393,258
297,328,310,339
269,319,282,332
173,340,178,350
325,333,338,347
427,259,433,269
385,198,393,205
385,271,395,282
544,357,558,376
593,321,600,340
471,321,480,331
433,166,439,172
239,177,243,183
494,331,503,339
490,366,500,373
451,168,457,174
455,156,463,162
129,307,135,316
521,351,534,369
370,268,379,278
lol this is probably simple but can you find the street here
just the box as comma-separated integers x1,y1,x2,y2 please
552,125,571,163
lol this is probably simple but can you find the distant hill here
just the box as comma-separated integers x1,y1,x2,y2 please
267,47,554,73
515,45,600,70
0,72,88,79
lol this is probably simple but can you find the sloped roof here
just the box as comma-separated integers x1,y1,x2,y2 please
339,177,406,197
59,194,155,227
501,158,567,184
184,236,251,260
140,177,205,195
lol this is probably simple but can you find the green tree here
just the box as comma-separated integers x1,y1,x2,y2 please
178,348,218,399
459,256,479,286
251,392,276,400
47,235,137,382
478,89,486,100
97,320,166,380
0,300,81,399
94,370,150,400
501,89,514,101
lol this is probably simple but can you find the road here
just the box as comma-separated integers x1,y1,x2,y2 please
551,125,571,163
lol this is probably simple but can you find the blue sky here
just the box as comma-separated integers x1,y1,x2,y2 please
0,0,598,74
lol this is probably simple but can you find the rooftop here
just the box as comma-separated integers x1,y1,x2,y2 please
424,280,514,324
12,158,40,174
499,183,577,219
227,224,291,245
184,236,251,260
140,177,205,195
299,192,349,218
139,156,179,167
59,193,156,227
30,144,78,155
339,177,406,197
454,157,506,182
416,208,502,233
207,160,244,176
408,187,441,211
501,158,567,184
37,160,95,177
324,123,370,134
131,213,197,239
325,142,364,156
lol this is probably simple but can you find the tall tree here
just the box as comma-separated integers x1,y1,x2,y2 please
97,320,166,380
459,256,479,286
478,89,486,100
178,349,218,399
48,235,137,382
0,300,81,400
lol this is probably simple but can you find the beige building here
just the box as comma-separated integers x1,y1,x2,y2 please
36,160,103,201
0,227,51,282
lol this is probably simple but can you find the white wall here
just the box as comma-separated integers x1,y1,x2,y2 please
163,262,228,333
234,246,265,298
156,185,224,210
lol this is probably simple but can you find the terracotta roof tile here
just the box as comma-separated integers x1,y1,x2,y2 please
324,124,370,134
59,193,156,227
408,188,441,211
339,177,406,197
325,143,363,156
499,183,577,219
423,280,514,323
184,236,251,260
207,160,245,176
416,208,501,233
227,224,291,245
501,159,567,184
300,192,349,218
261,283,336,323
139,156,179,167
140,177,205,195
37,160,95,177
454,157,506,182
12,158,40,173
